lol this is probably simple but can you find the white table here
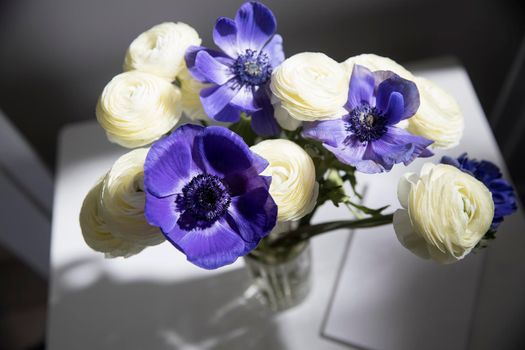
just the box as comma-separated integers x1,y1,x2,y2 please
47,64,525,350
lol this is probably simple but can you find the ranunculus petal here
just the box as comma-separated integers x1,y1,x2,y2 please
270,52,349,122
176,219,247,269
235,2,276,51
302,119,347,147
213,17,239,58
262,34,285,68
250,139,318,221
200,81,241,118
375,72,420,120
397,172,418,209
144,124,202,197
346,64,375,110
393,209,431,260
194,50,234,85
96,71,182,148
394,163,495,264
123,22,201,81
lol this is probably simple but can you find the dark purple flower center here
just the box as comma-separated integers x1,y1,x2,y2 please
345,104,388,143
233,49,271,86
176,174,231,230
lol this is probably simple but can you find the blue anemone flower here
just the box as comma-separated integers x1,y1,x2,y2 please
441,153,517,230
144,124,277,269
303,64,433,173
185,2,284,136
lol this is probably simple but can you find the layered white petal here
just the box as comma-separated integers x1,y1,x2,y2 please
79,178,147,258
251,139,318,221
342,54,464,149
273,102,302,131
100,148,165,247
342,53,415,80
123,22,201,81
407,77,464,149
393,163,494,264
96,71,182,148
270,52,349,122
177,67,211,121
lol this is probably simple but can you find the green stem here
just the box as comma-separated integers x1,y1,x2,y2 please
268,213,394,248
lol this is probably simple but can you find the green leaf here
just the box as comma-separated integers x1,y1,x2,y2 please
229,113,257,146
346,201,389,217
318,170,349,207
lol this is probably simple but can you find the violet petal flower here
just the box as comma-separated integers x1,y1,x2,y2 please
185,2,284,136
441,153,517,230
144,124,277,269
303,65,433,173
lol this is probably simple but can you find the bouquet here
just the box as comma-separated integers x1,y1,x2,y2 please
80,2,517,278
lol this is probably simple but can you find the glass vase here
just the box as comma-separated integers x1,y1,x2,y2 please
244,223,312,312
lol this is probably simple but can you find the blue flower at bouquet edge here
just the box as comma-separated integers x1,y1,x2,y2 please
185,1,284,136
441,153,517,230
144,124,277,269
303,64,433,173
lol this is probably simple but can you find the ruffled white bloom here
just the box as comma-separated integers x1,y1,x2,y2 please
342,53,415,81
96,71,182,148
100,148,165,247
270,52,349,122
393,163,494,264
79,179,147,258
177,67,211,121
407,77,464,149
123,22,201,81
251,139,319,221
342,54,464,149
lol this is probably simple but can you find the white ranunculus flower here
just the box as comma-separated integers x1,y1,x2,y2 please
407,77,464,149
96,71,182,148
342,53,415,80
270,52,349,122
393,163,494,264
177,67,211,121
123,22,201,81
342,54,464,149
251,139,319,221
79,178,147,258
100,148,165,247
342,53,415,81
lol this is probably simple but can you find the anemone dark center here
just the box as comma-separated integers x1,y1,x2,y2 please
176,174,231,226
345,104,388,143
233,49,271,86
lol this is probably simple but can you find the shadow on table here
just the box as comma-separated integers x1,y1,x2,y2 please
49,259,285,350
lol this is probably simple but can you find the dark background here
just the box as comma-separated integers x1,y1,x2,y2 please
0,0,524,348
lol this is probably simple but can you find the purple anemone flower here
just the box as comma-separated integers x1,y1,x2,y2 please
144,124,277,269
185,1,284,136
303,65,433,173
441,153,517,231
